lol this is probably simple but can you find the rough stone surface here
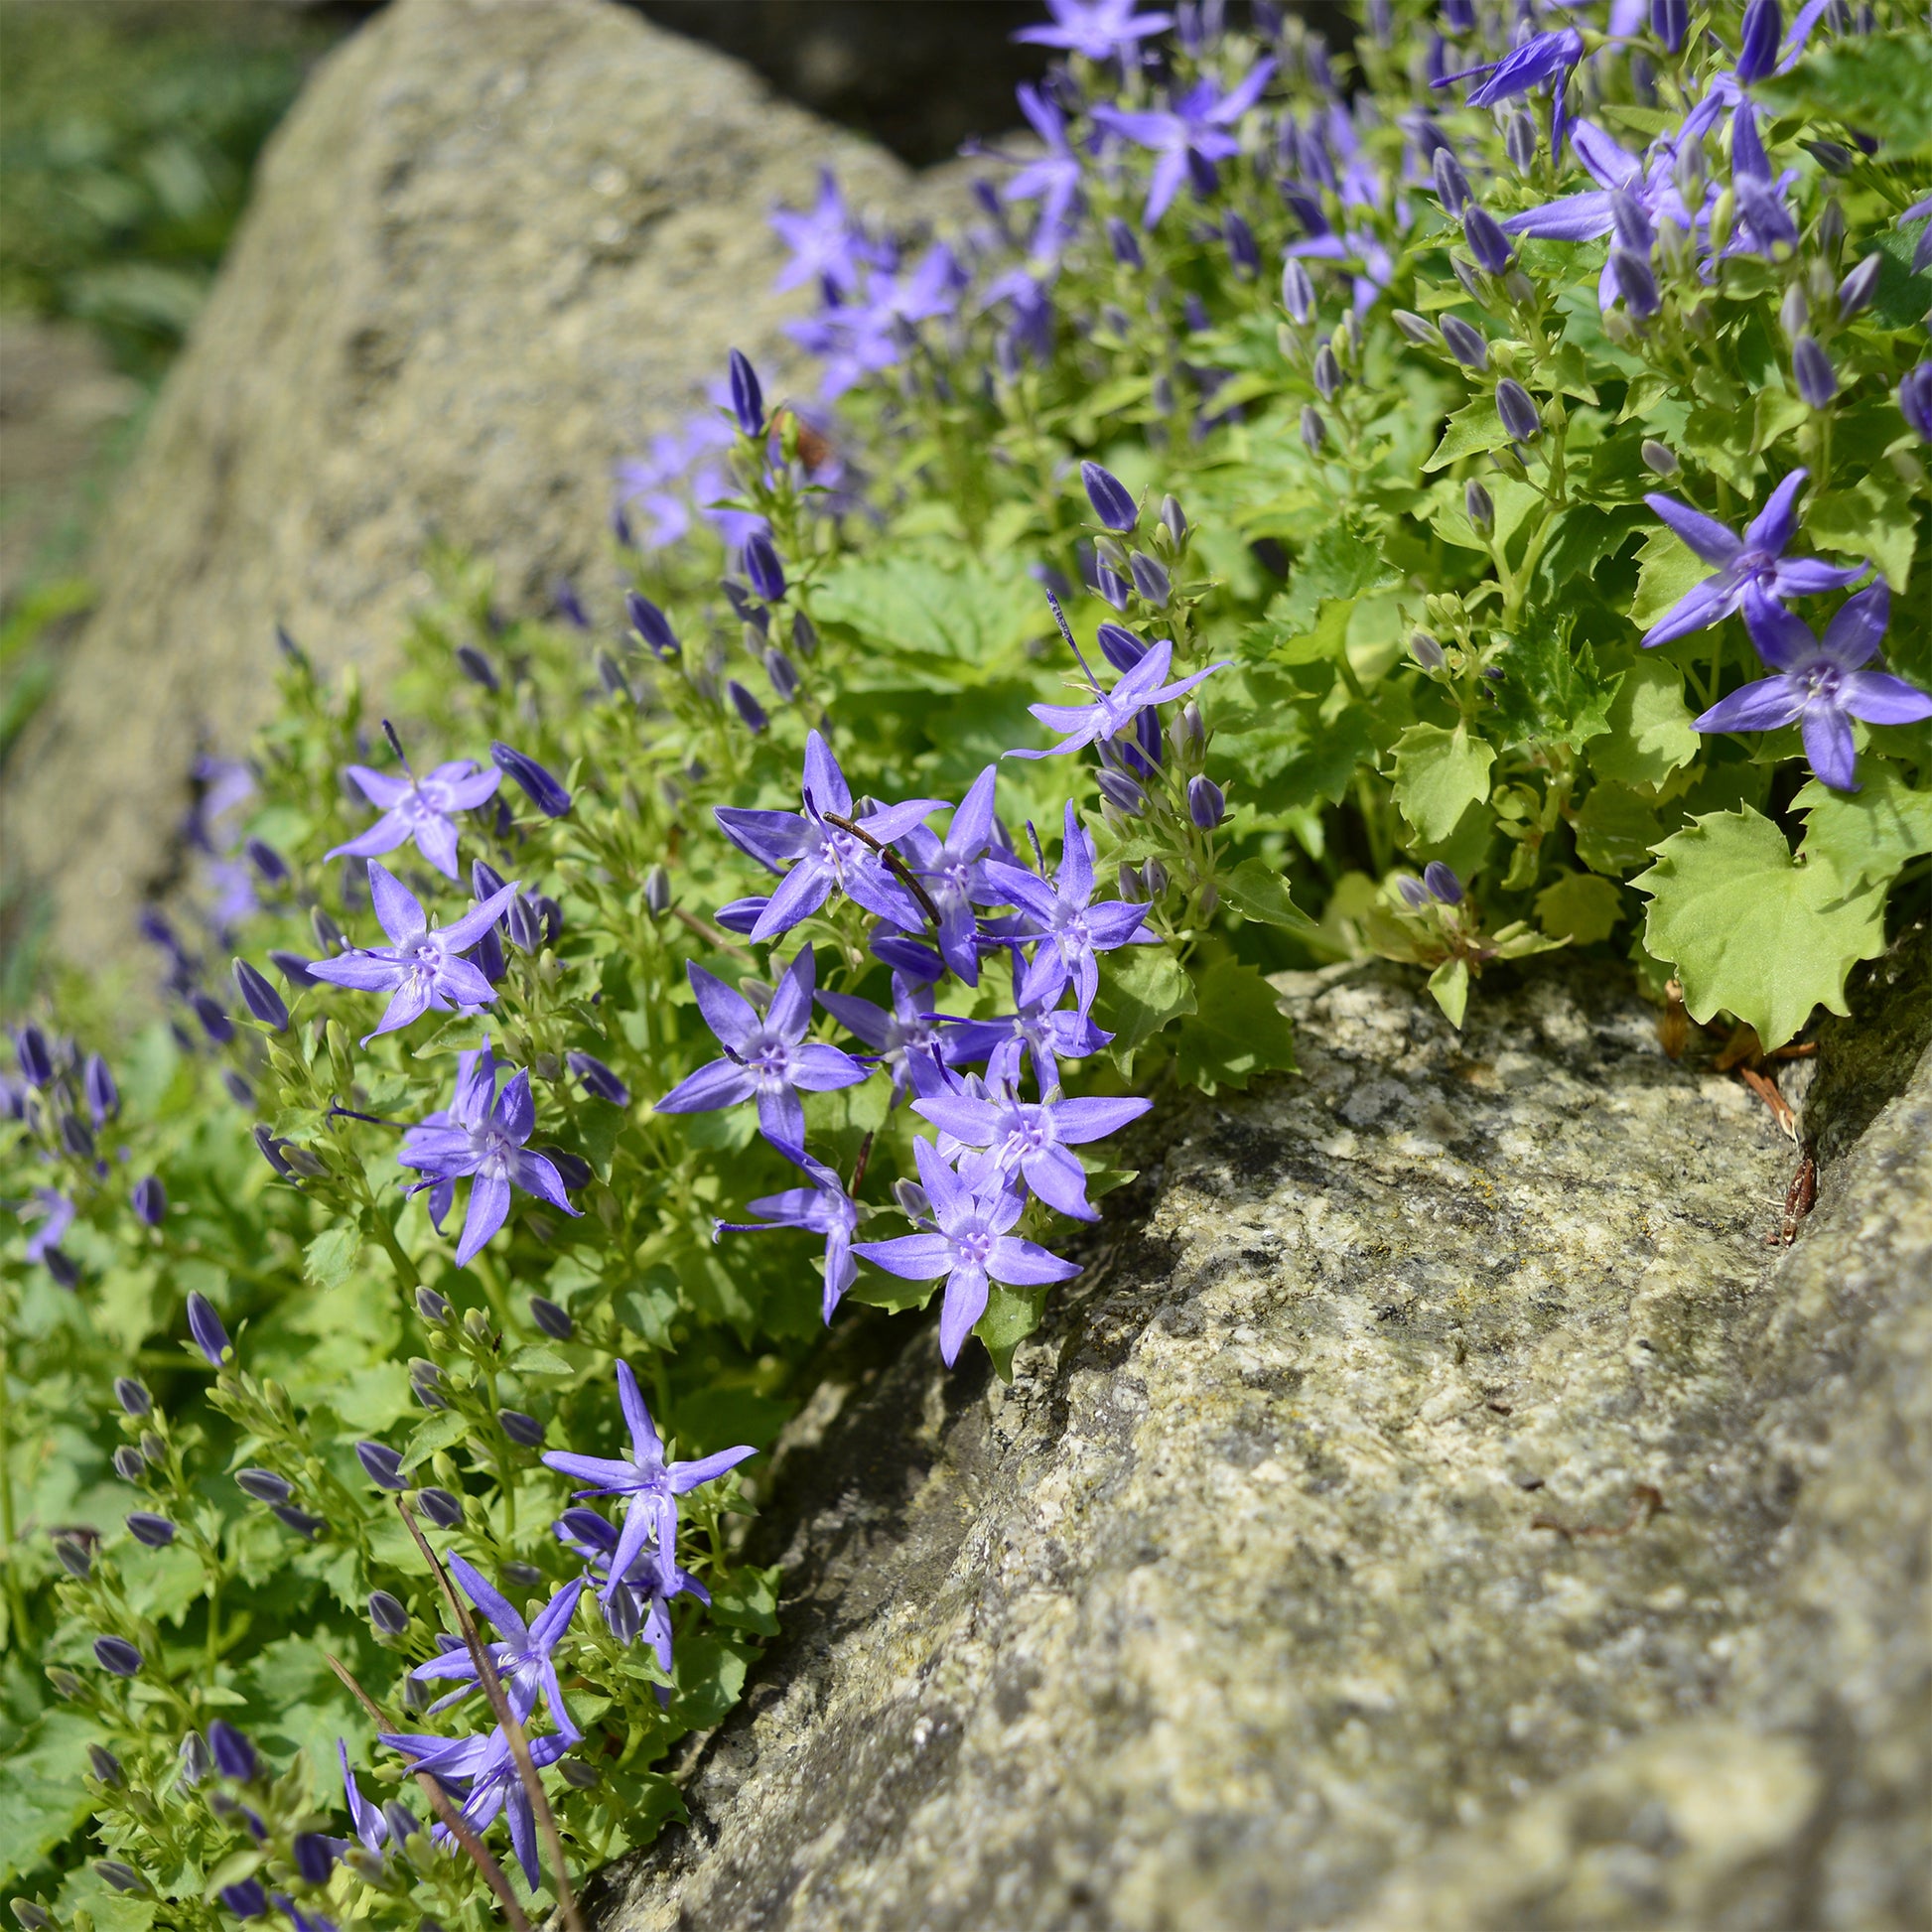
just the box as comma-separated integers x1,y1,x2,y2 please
2,0,917,963
584,946,1931,1932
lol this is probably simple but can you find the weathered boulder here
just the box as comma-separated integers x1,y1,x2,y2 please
2,0,915,964
584,947,1931,1931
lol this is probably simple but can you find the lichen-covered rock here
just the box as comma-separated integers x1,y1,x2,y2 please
3,0,912,964
584,950,1930,1932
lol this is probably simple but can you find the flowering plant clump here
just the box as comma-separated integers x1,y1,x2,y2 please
7,0,1932,1921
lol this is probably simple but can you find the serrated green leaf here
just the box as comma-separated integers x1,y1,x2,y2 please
1495,615,1621,751
1807,473,1916,590
1634,805,1888,1047
1755,30,1932,153
1535,871,1624,945
1093,945,1195,1072
708,1565,782,1636
977,1282,1046,1381
1424,397,1515,471
1172,959,1297,1092
303,1224,361,1292
504,1343,574,1378
401,1409,473,1471
1276,521,1401,625
813,552,1038,664
1574,780,1665,875
1391,722,1495,843
0,1711,99,1887
1629,525,1709,630
1220,859,1318,932
1796,764,1932,888
1590,653,1700,786
670,1631,752,1728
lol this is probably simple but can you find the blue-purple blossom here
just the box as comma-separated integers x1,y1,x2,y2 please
1082,462,1138,532
542,1358,755,1600
727,348,763,436
379,1725,573,1890
325,759,498,881
1092,60,1277,227
490,742,572,818
894,765,1003,984
187,1291,230,1367
1695,585,1932,791
93,1636,143,1677
914,1082,1149,1221
399,1039,582,1267
819,972,951,1100
554,1507,710,1679
945,999,1114,1095
1004,83,1086,260
82,1052,117,1126
567,1052,630,1106
1792,337,1837,408
655,945,868,1154
743,530,786,603
1639,468,1863,647
1013,0,1175,59
786,244,963,398
1900,363,1932,442
770,169,874,296
716,1150,860,1320
1013,606,1225,760
19,1187,73,1267
409,1550,583,1729
852,1138,1079,1365
307,863,519,1042
1442,27,1584,158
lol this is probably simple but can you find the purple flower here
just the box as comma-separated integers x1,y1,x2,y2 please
1093,60,1277,227
398,1039,582,1267
339,1741,389,1858
1494,378,1541,442
1728,104,1798,258
1013,605,1226,760
786,245,963,398
770,169,872,296
93,1635,143,1677
208,1720,259,1781
1423,861,1464,904
1081,462,1138,533
1442,27,1584,157
1639,468,1863,647
655,946,868,1155
567,1051,629,1107
716,1150,860,1321
20,1188,73,1266
727,348,763,437
187,1291,230,1367
554,1507,710,1677
819,972,951,1100
987,804,1154,1014
913,1082,1150,1222
82,1053,117,1126
895,764,1002,984
325,760,499,882
852,1139,1079,1365
1734,0,1782,81
490,742,572,818
1013,0,1175,60
542,1359,755,1600
12,1026,53,1088
1004,83,1086,260
713,732,938,942
409,1551,583,1729
1899,363,1932,442
307,863,520,1042
943,999,1113,1097
1695,584,1932,791
379,1726,574,1890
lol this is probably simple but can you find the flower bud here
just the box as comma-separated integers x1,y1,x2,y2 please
415,1486,464,1529
893,1177,931,1222
1095,562,1131,611
626,591,680,659
1505,112,1537,172
1301,404,1327,453
127,1511,177,1548
1898,362,1932,441
368,1589,410,1637
1432,146,1471,214
190,993,232,1045
1119,862,1143,901
61,1115,95,1160
92,1636,142,1678
231,959,289,1033
1494,377,1542,442
293,1834,339,1885
1281,257,1316,322
113,1446,146,1482
1410,630,1448,671
1424,861,1464,903
1311,344,1344,399
1224,209,1259,277
1837,251,1881,318
53,1533,92,1580
490,742,572,817
94,1863,147,1896
1186,775,1226,829
1439,315,1488,369
1106,215,1144,267
1779,281,1811,344
529,1295,574,1340
455,644,498,691
499,1409,546,1448
207,1720,258,1782
1463,205,1515,277
727,680,768,733
1175,699,1206,765
415,1286,451,1326
235,1467,292,1506
743,530,786,604
727,346,764,437
1613,248,1661,319
186,1292,230,1367
505,894,542,955
1081,461,1138,533
1793,336,1838,409
114,1376,152,1417
1160,494,1188,549
1393,308,1440,347
310,906,345,955
218,1879,269,1920
83,1053,118,1127
1735,0,1781,80
356,1441,407,1491
1141,857,1170,899
1640,439,1679,475
1128,552,1171,606
1096,768,1148,817
1651,0,1687,50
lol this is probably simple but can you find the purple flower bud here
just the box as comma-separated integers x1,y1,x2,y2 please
93,1636,143,1678
1095,563,1130,611
763,646,799,701
529,1295,574,1340
186,1292,230,1367
1301,404,1327,453
1651,0,1687,51
61,1115,95,1160
1096,621,1148,673
1612,247,1661,319
236,1468,291,1506
240,837,289,890
490,742,572,817
567,1051,629,1106
310,906,345,955
1505,112,1537,171
455,644,498,691
293,1833,338,1884
231,959,289,1033
190,992,232,1045
1224,210,1260,277
1898,362,1932,441
383,1799,424,1845
1735,0,1782,80
714,896,767,934
892,1177,931,1222
115,1376,151,1416
415,1486,464,1529
1464,479,1496,534
179,1730,210,1784
1186,775,1226,828
643,864,672,918
1175,700,1206,762
14,1902,51,1930
219,1879,269,1920
552,578,591,628
1128,552,1171,606
368,1588,409,1636
409,1358,447,1409
54,1532,93,1580
1393,309,1439,346
252,1125,296,1181
1081,461,1138,533
728,347,764,436
1463,205,1515,277
727,679,768,733
1440,315,1488,368
1399,876,1431,908
94,1863,147,1896
133,1178,165,1233
355,1441,406,1491
743,531,786,604
1836,252,1881,318
83,1053,118,1127
1281,257,1316,323
505,894,542,956
611,500,636,549
1311,344,1344,399
1494,377,1542,442
1096,768,1148,816
45,1248,79,1291
1641,439,1678,475
87,1744,124,1786
127,1511,177,1548
113,1446,146,1481
1793,336,1838,408
1432,147,1471,214
13,1028,53,1088
1161,495,1188,547
1106,215,1144,267
1424,861,1464,903
272,1503,325,1538
498,1408,545,1448
625,591,680,659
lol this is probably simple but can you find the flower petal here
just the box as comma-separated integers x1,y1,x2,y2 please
656,1057,758,1114
455,1173,511,1266
1694,675,1803,734
987,1234,1082,1287
1801,705,1859,791
1841,669,1932,726
937,1264,991,1364
1742,467,1808,555
1643,493,1742,566
1819,582,1890,670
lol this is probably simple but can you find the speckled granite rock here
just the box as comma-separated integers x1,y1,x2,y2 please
3,0,916,964
583,947,1931,1932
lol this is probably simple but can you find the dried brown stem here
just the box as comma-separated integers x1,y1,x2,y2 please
821,809,943,929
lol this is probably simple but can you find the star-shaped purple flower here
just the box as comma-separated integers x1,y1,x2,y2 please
1695,584,1932,791
819,972,951,1101
655,945,869,1155
770,168,875,296
942,998,1114,1096
894,764,1002,984
379,1726,573,1890
714,732,939,942
554,1506,711,1683
307,862,521,1042
1092,60,1276,227
852,1138,1079,1366
1003,84,1086,262
715,1150,860,1321
1012,0,1175,60
1011,606,1226,759
408,1552,583,1730
984,803,1155,1013
399,1039,581,1267
541,1359,755,1602
914,1081,1149,1222
1640,468,1863,648
326,760,499,881
1440,27,1584,159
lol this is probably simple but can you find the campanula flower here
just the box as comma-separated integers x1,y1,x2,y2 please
1013,605,1226,759
19,1188,73,1266
655,946,868,1154
555,1507,710,1684
770,169,874,296
379,1727,573,1890
1013,0,1175,60
325,759,499,882
852,1138,1079,1365
894,765,1003,984
187,1291,231,1367
409,1551,583,1730
715,1150,860,1320
398,1039,581,1267
1441,26,1584,157
1639,468,1863,647
542,1358,755,1597
727,348,764,437
307,863,521,1043
914,1082,1150,1221
1695,585,1932,791
490,742,572,818
82,1052,117,1126
943,998,1113,1096
1003,84,1086,261
1092,60,1277,227
818,973,951,1101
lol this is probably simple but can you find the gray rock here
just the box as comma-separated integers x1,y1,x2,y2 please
3,0,915,965
585,947,1931,1932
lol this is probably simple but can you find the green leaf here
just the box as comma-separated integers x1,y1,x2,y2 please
976,1281,1046,1381
1634,805,1889,1047
812,552,1037,663
1427,956,1470,1028
1219,859,1318,933
1796,764,1932,889
1093,945,1196,1074
303,1224,362,1292
1494,615,1621,751
1172,959,1297,1092
1424,397,1515,471
1267,594,1356,666
708,1565,782,1636
0,1711,98,1887
1275,521,1401,627
504,1343,574,1378
401,1409,473,1471
1573,780,1665,875
1629,525,1710,630
1755,30,1932,154
1807,472,1917,590
670,1632,753,1728
1391,722,1495,844
1589,653,1700,786
1535,871,1624,945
